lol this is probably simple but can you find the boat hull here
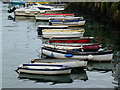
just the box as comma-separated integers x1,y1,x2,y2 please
50,21,86,26
43,33,84,39
49,39,91,43
41,47,113,61
17,64,71,75
18,68,71,75
37,25,68,35
15,11,41,17
43,44,101,51
31,59,87,68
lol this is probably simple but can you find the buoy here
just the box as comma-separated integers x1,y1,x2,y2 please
50,53,54,57
65,54,73,57
62,19,65,21
88,54,93,59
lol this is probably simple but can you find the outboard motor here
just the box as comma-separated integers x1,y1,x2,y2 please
8,5,19,13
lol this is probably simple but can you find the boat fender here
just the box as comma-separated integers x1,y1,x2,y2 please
88,55,93,59
65,54,73,57
50,53,54,57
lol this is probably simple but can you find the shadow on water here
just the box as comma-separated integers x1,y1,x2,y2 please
18,69,88,85
7,15,36,22
112,51,120,89
86,61,113,72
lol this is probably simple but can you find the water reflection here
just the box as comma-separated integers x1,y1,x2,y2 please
8,15,15,21
15,16,35,22
18,74,73,85
112,51,120,89
7,15,36,22
87,61,113,72
18,69,88,85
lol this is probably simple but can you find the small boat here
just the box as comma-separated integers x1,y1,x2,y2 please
41,47,114,61
31,58,87,68
42,29,85,38
16,64,71,75
8,3,65,16
35,13,75,21
49,17,86,26
43,43,101,51
49,37,94,43
37,25,68,35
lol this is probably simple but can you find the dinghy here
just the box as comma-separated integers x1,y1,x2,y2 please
43,43,101,51
49,17,86,26
31,58,87,68
35,13,75,21
41,47,114,61
42,29,85,38
49,37,94,43
37,25,68,35
16,64,71,75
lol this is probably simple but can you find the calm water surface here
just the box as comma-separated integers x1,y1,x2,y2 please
2,3,120,88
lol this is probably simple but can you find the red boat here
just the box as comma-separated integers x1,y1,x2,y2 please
42,13,75,16
49,37,94,43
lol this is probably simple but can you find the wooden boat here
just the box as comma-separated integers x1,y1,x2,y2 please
35,13,75,21
16,64,71,75
8,3,64,16
49,37,94,43
18,73,73,84
37,25,68,35
49,17,86,26
41,47,114,61
31,58,87,68
43,43,101,51
42,29,85,38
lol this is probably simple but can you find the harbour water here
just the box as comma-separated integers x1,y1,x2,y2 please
2,2,120,88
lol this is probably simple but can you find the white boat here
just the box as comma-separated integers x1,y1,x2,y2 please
8,3,65,16
37,25,68,35
41,47,114,61
16,64,71,75
35,13,75,21
31,59,87,68
42,28,85,38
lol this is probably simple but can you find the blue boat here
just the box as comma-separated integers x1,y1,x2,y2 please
49,17,86,26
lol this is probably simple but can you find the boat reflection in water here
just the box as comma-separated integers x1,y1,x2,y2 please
8,15,15,21
112,52,120,89
86,61,113,72
8,15,35,22
18,69,88,85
